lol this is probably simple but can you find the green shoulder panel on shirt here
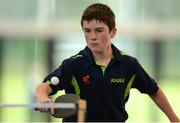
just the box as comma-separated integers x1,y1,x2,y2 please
120,51,129,56
71,54,83,59
71,75,80,96
124,74,136,99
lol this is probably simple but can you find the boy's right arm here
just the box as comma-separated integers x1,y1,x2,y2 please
35,83,53,113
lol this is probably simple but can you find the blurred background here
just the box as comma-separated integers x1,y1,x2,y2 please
0,0,180,122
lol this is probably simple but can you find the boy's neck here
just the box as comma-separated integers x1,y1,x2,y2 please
92,46,112,67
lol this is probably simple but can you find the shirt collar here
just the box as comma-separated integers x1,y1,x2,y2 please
82,44,124,67
83,46,95,67
111,44,125,62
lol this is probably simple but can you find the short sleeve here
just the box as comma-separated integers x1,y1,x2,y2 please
43,59,73,95
132,59,159,94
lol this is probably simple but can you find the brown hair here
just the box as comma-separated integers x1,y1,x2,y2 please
81,3,116,32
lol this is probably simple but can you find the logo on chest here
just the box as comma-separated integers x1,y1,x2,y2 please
110,78,125,83
82,75,90,84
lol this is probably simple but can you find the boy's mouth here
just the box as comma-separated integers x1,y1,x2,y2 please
90,43,99,47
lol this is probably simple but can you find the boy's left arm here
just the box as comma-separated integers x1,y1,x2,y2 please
149,88,179,122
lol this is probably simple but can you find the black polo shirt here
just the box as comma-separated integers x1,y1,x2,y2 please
43,44,159,122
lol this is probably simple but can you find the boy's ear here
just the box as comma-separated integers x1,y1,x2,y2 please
110,28,117,39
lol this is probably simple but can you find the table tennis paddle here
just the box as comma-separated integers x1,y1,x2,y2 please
35,93,86,122
52,93,80,118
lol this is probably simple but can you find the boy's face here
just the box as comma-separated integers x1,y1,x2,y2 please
82,19,116,53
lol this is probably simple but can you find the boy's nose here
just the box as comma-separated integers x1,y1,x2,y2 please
90,38,96,41
90,31,97,40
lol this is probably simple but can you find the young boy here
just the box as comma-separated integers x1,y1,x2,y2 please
35,3,179,122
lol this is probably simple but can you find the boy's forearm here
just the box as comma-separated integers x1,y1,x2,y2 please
35,83,52,99
149,88,179,122
35,83,53,113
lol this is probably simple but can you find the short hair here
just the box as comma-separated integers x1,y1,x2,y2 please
81,3,116,32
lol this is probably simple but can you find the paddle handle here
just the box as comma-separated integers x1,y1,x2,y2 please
77,99,87,122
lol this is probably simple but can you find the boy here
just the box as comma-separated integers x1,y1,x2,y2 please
35,3,179,122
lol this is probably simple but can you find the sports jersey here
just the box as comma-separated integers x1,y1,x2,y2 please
43,44,159,122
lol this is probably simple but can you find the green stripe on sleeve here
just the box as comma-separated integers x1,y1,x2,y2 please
124,74,136,99
71,75,80,96
47,80,51,85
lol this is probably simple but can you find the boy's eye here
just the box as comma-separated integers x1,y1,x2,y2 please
84,29,91,33
96,29,103,33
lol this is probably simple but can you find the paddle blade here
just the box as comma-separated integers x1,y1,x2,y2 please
52,94,80,118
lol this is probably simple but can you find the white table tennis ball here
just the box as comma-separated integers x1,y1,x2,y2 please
51,76,59,85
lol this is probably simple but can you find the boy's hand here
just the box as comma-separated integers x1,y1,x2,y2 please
35,96,54,114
